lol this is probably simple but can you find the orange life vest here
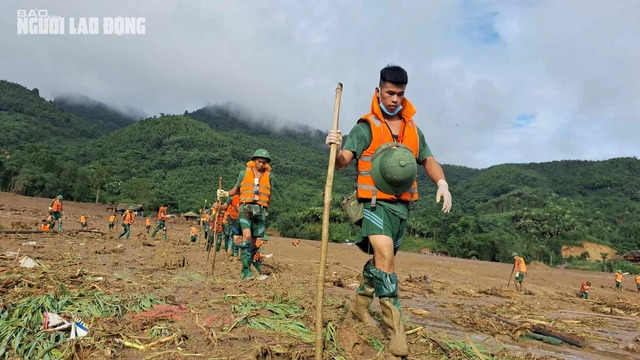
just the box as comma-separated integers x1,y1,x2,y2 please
356,93,420,204
636,275,640,284
80,216,86,223
580,282,590,292
51,198,63,212
253,240,265,261
202,213,209,221
109,215,115,222
239,162,272,207
40,223,50,231
216,212,225,232
191,226,198,235
146,218,151,226
157,206,168,220
124,210,135,224
228,195,240,219
615,273,622,282
514,256,527,273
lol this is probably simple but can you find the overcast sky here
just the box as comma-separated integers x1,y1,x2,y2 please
1,1,639,168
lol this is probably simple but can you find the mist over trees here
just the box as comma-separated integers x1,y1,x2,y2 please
1,79,639,265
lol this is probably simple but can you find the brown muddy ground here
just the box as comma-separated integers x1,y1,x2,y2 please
1,192,639,359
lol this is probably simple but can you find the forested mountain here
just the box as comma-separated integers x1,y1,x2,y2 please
54,94,140,134
0,80,100,151
1,80,639,265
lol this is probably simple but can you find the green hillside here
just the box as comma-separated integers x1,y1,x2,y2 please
0,80,99,150
1,79,639,267
54,94,139,134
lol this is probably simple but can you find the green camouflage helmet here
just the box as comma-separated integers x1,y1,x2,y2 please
371,143,417,195
511,252,518,257
57,195,63,200
251,149,271,162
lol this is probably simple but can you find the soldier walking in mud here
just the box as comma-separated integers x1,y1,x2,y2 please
614,269,623,293
217,149,274,280
108,214,116,232
151,204,168,239
118,206,135,240
48,195,64,231
512,252,527,292
325,65,452,357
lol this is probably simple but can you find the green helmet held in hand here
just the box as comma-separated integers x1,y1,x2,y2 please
371,143,417,195
251,149,271,162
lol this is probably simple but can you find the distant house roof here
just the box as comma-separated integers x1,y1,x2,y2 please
116,203,144,211
623,251,640,260
183,211,199,218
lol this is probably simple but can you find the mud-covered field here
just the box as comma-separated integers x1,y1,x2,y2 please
1,192,639,359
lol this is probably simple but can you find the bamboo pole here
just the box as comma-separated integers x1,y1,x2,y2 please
314,83,343,359
209,177,223,276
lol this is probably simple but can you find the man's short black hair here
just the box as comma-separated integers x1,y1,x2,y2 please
380,65,408,86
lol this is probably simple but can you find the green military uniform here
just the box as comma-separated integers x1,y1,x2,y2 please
343,122,432,254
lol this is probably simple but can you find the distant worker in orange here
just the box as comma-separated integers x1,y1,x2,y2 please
145,218,152,233
636,274,640,293
580,281,591,299
118,206,135,240
40,219,50,232
223,194,242,257
151,204,168,239
512,252,527,292
292,239,300,246
614,269,623,293
48,195,64,231
80,215,87,229
190,224,198,243
108,215,116,232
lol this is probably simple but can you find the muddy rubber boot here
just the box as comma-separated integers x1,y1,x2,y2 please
240,242,254,280
352,285,377,326
58,221,63,231
162,229,167,240
379,297,409,357
231,242,239,257
352,260,377,326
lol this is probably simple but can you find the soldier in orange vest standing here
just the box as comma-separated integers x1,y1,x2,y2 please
614,269,623,293
80,215,87,229
49,195,64,231
108,214,116,232
151,204,168,239
636,274,640,293
221,194,242,257
512,252,527,292
217,149,274,280
118,206,135,240
326,65,452,357
190,224,198,243
145,218,152,233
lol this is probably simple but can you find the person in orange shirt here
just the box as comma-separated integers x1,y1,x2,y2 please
80,215,87,229
580,281,591,299
118,206,135,240
151,204,168,239
108,215,116,231
145,218,152,233
512,252,527,292
614,270,623,293
40,219,50,232
190,225,198,243
292,239,300,246
636,274,640,293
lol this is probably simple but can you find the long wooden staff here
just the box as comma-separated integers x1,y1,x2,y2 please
314,83,343,359
507,264,515,288
209,177,223,275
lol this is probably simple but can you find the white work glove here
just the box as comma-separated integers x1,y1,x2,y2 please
216,189,229,201
325,130,342,151
48,207,52,211
436,179,452,213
